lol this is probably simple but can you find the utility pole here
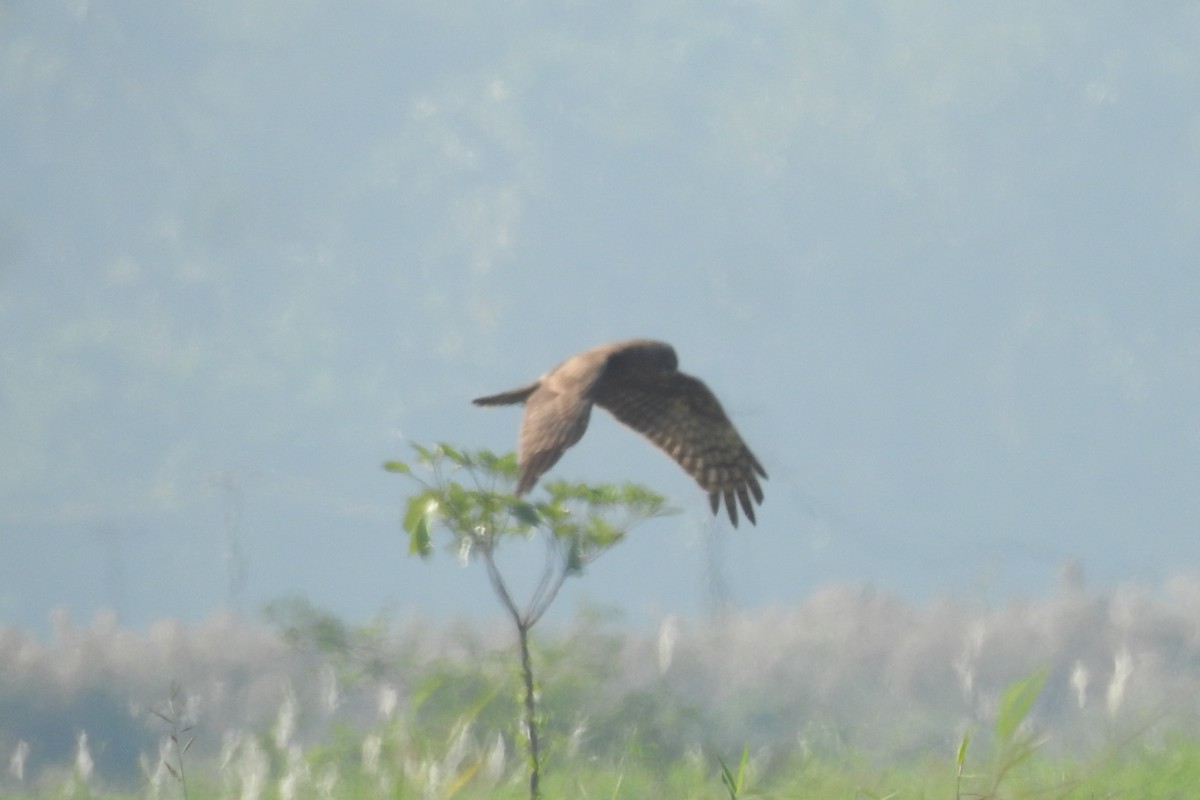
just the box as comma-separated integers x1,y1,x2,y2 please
210,470,248,613
702,518,732,619
93,524,134,622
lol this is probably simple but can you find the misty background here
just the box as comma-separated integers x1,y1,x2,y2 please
4,1,1200,636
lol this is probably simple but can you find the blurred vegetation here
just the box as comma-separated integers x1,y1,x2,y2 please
2,592,1200,797
4,555,1200,796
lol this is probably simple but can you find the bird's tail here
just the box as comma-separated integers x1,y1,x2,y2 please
472,382,538,406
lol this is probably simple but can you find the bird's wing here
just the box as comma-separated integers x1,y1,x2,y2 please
594,370,767,526
513,384,596,495
507,347,628,495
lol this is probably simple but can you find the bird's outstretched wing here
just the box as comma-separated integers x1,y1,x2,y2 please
593,368,767,526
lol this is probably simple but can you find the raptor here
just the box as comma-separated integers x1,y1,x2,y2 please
473,339,767,526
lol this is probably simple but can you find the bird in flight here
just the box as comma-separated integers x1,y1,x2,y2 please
473,339,767,526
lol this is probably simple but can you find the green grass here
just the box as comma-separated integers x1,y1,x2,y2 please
11,739,1200,799
8,591,1200,799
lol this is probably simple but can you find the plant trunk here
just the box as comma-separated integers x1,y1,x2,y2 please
517,620,541,800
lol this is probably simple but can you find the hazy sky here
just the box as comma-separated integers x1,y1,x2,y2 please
3,1,1199,635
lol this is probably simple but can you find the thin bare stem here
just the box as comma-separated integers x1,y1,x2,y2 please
481,540,522,626
477,520,580,800
152,682,194,800
525,535,562,623
527,562,570,628
517,619,541,800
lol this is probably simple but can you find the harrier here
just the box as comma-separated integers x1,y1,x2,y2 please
473,339,767,526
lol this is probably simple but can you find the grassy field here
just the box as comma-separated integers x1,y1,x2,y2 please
4,588,1200,799
13,729,1200,799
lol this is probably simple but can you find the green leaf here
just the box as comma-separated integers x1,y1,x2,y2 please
439,442,466,464
494,451,519,474
718,746,749,800
956,729,971,772
565,539,584,574
404,496,436,557
382,459,411,474
409,515,431,556
444,482,472,522
995,668,1047,745
585,516,622,547
509,501,540,527
403,496,429,535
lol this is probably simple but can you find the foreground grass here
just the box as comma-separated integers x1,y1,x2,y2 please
7,595,1200,799
9,737,1200,799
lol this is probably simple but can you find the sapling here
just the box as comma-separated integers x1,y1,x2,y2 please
386,444,672,799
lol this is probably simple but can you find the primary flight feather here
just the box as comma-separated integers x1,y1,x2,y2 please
472,339,767,526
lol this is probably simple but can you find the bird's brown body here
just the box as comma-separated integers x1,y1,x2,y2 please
473,339,767,526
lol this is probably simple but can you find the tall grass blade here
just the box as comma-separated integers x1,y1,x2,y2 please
996,668,1047,744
